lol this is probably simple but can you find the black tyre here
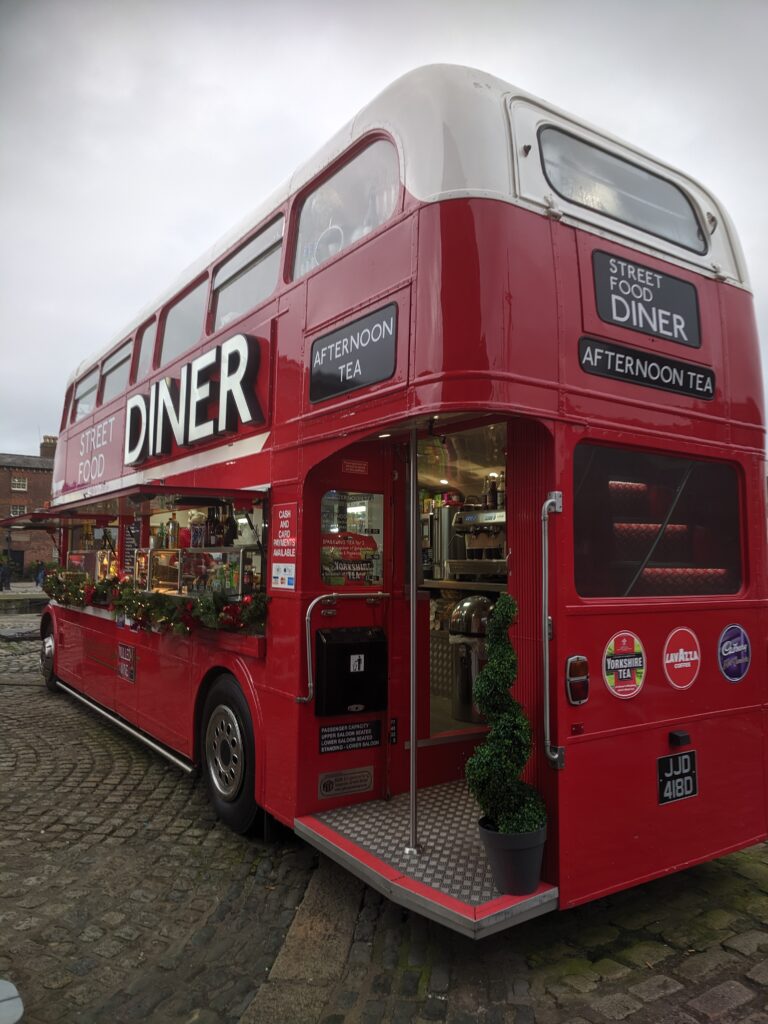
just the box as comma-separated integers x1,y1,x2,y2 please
40,623,59,694
201,674,259,834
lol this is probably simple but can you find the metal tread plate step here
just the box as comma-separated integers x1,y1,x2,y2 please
295,779,558,938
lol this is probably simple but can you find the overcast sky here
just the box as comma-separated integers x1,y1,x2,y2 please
1,0,766,456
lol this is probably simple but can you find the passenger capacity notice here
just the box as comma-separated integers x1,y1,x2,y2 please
320,720,382,754
270,502,297,591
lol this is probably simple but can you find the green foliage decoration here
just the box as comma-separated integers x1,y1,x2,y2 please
465,592,547,835
43,570,267,635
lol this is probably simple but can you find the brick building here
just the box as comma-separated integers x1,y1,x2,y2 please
1,436,57,577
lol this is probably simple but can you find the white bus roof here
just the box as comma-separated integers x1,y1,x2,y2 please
68,63,748,386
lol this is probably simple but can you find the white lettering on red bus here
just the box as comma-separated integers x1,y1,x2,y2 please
77,415,116,484
124,334,263,466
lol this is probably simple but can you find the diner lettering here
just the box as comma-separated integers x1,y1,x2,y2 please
593,251,701,348
124,334,263,466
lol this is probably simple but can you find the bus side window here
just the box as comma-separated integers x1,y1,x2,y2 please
159,279,208,367
60,385,73,431
134,320,157,382
212,217,284,331
99,340,132,405
293,139,399,279
72,369,99,422
320,490,384,586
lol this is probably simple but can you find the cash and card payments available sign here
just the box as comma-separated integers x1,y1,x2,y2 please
270,502,297,591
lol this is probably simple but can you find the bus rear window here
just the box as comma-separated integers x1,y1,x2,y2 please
294,140,399,279
213,217,283,330
72,369,99,422
160,280,208,367
574,444,741,597
540,127,706,254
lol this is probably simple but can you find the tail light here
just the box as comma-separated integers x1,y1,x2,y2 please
566,655,589,705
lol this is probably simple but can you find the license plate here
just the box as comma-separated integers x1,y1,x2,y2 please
657,750,698,805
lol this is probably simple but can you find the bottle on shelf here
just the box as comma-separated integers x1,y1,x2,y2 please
488,475,498,510
223,504,238,546
157,521,166,549
205,507,215,546
167,511,179,548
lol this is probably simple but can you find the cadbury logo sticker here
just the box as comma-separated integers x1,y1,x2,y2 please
718,624,751,683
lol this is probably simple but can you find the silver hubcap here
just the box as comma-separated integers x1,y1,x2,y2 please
40,634,54,679
205,704,244,800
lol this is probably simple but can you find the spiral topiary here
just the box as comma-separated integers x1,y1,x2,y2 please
465,592,547,834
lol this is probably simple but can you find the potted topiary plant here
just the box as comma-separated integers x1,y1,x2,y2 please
465,592,547,895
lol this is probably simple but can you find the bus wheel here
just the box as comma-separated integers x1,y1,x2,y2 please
40,625,58,694
201,675,258,834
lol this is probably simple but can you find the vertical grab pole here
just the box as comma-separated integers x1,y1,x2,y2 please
541,492,565,769
405,427,420,855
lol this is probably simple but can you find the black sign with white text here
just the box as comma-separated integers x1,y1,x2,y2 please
593,251,701,348
579,337,715,400
319,720,382,754
310,304,397,403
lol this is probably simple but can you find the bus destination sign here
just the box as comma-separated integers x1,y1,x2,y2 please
310,303,397,403
593,251,701,348
579,337,715,400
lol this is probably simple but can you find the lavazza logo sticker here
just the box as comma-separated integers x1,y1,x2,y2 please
662,627,701,690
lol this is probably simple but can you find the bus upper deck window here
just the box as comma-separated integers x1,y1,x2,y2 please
159,280,208,367
135,320,157,382
100,340,132,404
72,369,99,422
213,217,284,331
294,139,399,279
539,127,706,254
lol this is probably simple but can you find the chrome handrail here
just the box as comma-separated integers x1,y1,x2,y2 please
541,492,565,769
298,591,389,704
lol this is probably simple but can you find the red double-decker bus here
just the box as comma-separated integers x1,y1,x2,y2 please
36,65,766,937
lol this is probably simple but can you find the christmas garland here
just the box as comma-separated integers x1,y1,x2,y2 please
43,571,267,636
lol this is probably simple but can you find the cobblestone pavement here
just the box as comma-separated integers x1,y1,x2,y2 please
4,614,768,1024
0,617,316,1024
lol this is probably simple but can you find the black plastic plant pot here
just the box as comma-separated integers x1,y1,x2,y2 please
478,817,546,895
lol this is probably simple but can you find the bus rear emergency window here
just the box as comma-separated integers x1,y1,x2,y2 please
574,444,741,597
540,127,706,254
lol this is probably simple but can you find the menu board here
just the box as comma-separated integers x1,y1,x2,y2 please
121,520,141,576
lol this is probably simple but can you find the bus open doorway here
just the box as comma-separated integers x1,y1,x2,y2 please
295,419,560,937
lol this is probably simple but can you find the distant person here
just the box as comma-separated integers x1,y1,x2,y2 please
0,562,10,591
35,561,46,588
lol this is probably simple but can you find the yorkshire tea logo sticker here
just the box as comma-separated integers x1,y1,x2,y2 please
603,630,646,699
